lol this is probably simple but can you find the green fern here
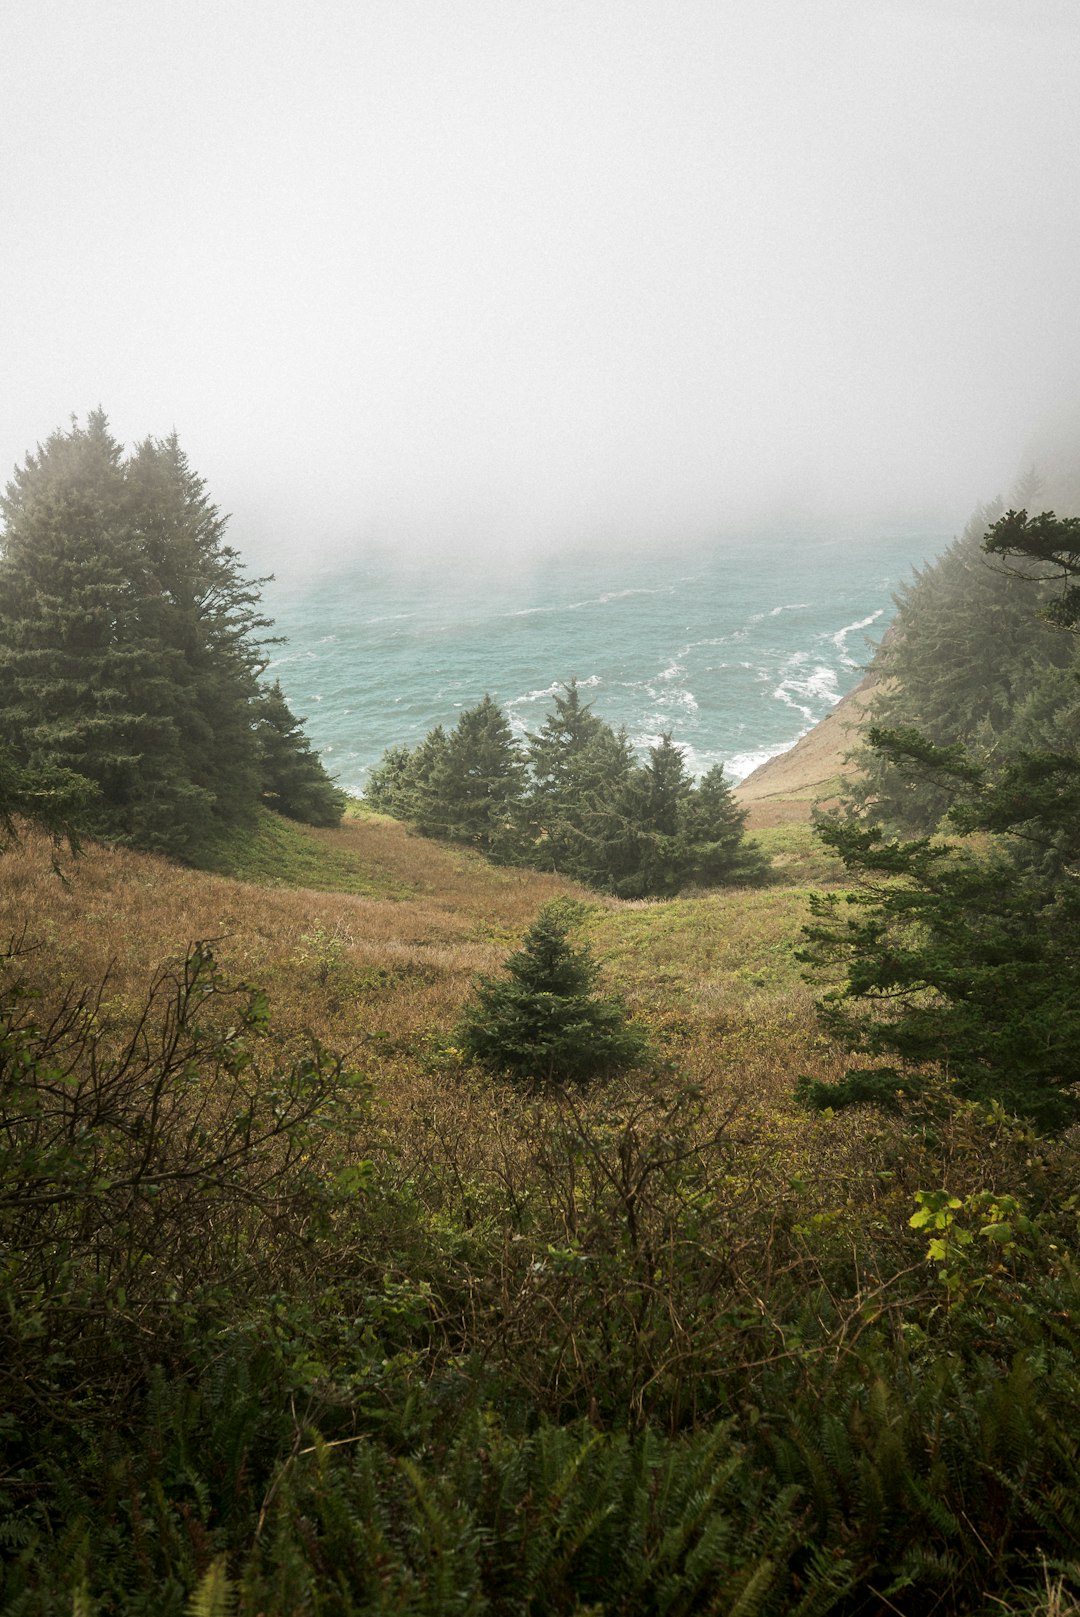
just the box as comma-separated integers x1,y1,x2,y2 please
185,1556,235,1617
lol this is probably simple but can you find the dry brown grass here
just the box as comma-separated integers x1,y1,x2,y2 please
2,812,858,1158
4,819,593,1104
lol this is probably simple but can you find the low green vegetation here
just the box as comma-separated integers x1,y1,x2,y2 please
202,802,414,896
2,934,1080,1615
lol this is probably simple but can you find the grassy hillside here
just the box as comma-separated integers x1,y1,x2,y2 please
0,804,854,1126
3,809,1079,1615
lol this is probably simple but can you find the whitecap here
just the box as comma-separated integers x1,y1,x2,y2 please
725,739,798,782
773,664,839,721
506,681,563,708
652,688,699,713
828,608,884,666
598,586,670,604
750,602,810,623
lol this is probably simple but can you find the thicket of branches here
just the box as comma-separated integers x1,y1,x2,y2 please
3,936,1080,1614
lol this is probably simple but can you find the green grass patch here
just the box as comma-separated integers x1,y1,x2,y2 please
199,807,414,896
749,820,848,885
585,888,816,1006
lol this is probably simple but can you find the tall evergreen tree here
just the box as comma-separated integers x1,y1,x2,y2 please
801,510,1080,1131
366,686,762,895
626,735,693,898
677,763,766,887
527,700,642,890
527,680,605,811
423,696,526,860
0,412,339,858
364,742,419,818
0,413,177,844
801,736,1080,1131
851,501,1076,832
253,681,345,826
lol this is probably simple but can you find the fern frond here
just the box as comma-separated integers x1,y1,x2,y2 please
185,1555,235,1617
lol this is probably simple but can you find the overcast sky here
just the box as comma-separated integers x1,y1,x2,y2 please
3,0,1079,565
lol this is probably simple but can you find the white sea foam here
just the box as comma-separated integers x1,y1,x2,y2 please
507,681,563,708
750,602,810,623
773,663,839,721
654,687,699,713
598,586,669,604
829,608,884,666
262,526,938,794
725,739,798,782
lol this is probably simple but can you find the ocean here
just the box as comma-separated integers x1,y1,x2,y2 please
262,524,944,797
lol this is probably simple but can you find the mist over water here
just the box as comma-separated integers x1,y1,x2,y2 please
264,526,941,796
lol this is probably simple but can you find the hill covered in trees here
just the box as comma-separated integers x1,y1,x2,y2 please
0,412,343,860
794,503,1080,1131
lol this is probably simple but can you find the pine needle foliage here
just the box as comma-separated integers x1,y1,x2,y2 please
0,412,341,859
457,900,648,1086
365,684,762,896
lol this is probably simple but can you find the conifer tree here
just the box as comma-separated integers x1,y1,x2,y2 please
802,509,1080,1131
364,742,418,818
851,500,1076,831
393,724,450,832
629,734,694,897
527,680,605,811
0,412,183,846
528,705,641,889
801,739,1080,1130
457,900,648,1086
0,746,96,850
0,412,339,858
677,763,766,886
368,686,761,895
253,681,345,826
423,696,526,859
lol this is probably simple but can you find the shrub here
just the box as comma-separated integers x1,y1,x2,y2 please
457,900,648,1086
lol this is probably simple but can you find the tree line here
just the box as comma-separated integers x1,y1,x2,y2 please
0,413,343,860
365,682,766,897
805,505,1080,1130
850,486,1080,833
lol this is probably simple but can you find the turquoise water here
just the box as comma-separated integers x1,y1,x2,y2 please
262,525,943,796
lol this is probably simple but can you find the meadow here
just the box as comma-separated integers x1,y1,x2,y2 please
2,804,1079,1614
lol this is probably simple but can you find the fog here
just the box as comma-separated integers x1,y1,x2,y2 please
3,0,1080,569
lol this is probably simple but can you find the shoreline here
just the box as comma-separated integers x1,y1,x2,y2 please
733,677,874,828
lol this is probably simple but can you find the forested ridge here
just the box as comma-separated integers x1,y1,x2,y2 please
2,437,1080,1614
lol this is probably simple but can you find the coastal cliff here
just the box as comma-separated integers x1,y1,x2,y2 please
733,676,874,828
